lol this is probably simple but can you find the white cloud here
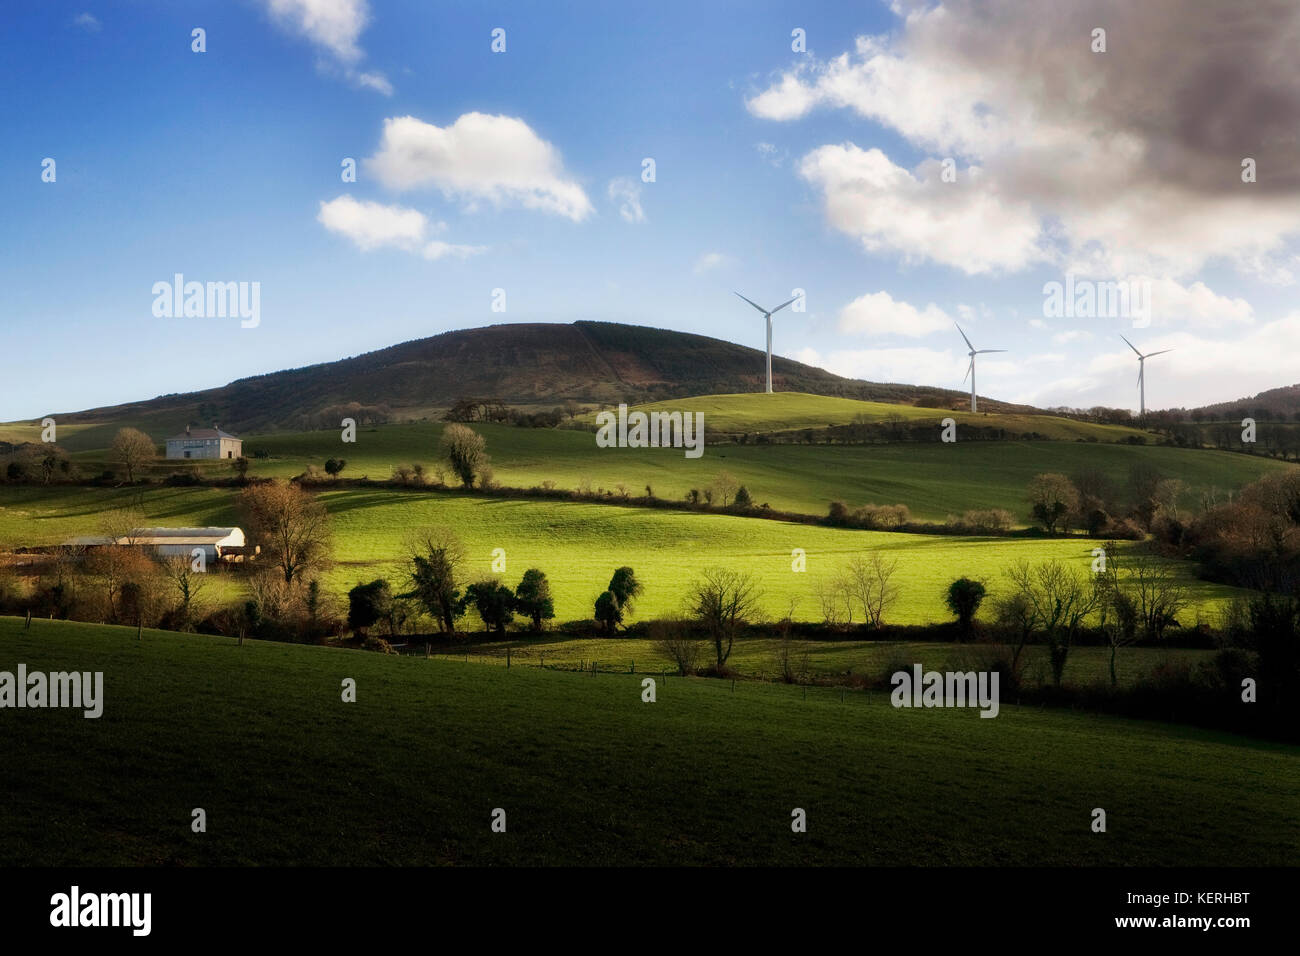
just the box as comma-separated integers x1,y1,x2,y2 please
795,345,968,385
747,67,821,121
265,0,368,63
798,146,1043,274
262,0,391,94
72,13,100,32
693,252,733,275
365,114,593,221
754,142,783,167
354,71,393,96
316,195,484,260
838,290,952,338
607,177,645,224
753,1,1300,281
1052,330,1092,344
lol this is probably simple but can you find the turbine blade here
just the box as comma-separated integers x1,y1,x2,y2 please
976,349,1007,354
769,296,799,315
963,358,973,383
1120,334,1143,357
955,322,974,351
1145,349,1173,358
1137,365,1144,388
733,292,769,315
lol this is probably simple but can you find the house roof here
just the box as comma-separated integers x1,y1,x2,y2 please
167,428,240,441
62,527,245,547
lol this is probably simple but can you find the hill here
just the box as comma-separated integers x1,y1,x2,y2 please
2,617,1295,865
13,322,1035,436
1184,383,1300,422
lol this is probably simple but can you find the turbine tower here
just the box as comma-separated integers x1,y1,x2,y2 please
955,323,1006,414
735,292,799,394
1120,334,1172,418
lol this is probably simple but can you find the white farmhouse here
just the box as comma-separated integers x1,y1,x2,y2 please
166,424,242,460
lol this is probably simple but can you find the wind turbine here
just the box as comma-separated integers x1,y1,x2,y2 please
955,323,1006,414
1120,334,1172,418
735,292,799,394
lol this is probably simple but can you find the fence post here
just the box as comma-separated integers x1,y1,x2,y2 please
507,647,511,669
25,609,32,630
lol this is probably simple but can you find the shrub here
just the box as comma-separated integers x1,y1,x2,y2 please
650,619,705,676
944,577,987,639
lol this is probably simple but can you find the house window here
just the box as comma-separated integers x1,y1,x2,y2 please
227,451,232,459
184,451,191,459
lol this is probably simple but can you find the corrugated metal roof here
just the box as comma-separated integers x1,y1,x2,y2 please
61,527,244,547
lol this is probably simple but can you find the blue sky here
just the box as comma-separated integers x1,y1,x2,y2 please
4,0,1299,421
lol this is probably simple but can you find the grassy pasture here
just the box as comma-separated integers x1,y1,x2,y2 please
442,636,1215,689
45,424,1283,525
1,617,1294,866
0,485,1250,625
599,392,1156,441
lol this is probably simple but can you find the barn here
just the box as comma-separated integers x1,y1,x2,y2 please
166,425,242,460
63,528,253,564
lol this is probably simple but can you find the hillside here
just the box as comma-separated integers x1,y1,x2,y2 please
1184,383,1300,421
13,321,1035,436
2,618,1295,865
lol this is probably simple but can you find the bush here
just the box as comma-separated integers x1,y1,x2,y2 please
956,508,1013,534
650,619,705,676
944,577,987,639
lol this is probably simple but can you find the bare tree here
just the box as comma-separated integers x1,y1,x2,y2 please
237,481,332,586
650,618,705,676
815,576,853,629
439,424,489,488
710,471,740,507
110,428,156,484
1004,559,1100,686
158,553,209,629
1125,554,1189,642
840,553,901,628
688,567,763,671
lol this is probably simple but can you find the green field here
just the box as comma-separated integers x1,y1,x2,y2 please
31,426,1282,526
1,617,1294,866
444,636,1214,688
0,484,1250,625
8,394,1292,525
599,392,1157,442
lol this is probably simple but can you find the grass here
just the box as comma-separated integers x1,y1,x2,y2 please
443,636,1214,689
9,392,1292,523
51,424,1288,524
0,484,1250,624
2,616,1295,866
596,392,1158,442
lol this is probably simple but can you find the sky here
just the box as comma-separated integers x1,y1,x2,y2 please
3,0,1300,421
